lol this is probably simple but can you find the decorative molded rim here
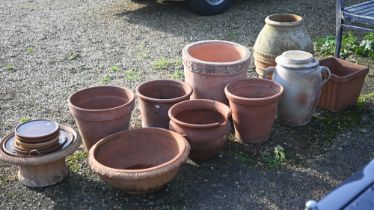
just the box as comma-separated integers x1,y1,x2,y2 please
265,14,303,27
68,86,135,113
182,40,251,75
0,125,81,166
88,128,190,180
136,80,193,103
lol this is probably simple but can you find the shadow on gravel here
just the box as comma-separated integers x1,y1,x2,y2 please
113,0,337,43
20,152,339,210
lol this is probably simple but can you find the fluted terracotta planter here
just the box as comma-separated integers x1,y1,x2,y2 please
88,128,190,194
168,99,231,160
253,14,313,78
136,80,193,129
182,40,250,104
224,78,283,144
68,86,135,150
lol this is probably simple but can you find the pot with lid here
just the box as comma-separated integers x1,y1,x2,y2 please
262,50,331,126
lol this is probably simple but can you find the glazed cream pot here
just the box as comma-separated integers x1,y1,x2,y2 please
262,50,331,126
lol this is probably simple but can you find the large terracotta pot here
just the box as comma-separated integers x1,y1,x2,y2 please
182,40,250,104
263,51,331,126
253,14,314,78
88,128,190,194
68,86,135,150
168,99,231,160
225,78,283,144
136,80,193,129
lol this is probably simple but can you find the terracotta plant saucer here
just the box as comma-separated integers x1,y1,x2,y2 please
0,125,81,187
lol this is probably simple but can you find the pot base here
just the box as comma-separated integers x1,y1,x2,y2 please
18,159,68,187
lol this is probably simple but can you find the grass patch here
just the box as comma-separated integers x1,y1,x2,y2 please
66,149,87,173
225,31,239,41
101,75,111,84
26,47,34,54
5,64,14,71
152,58,182,70
171,69,184,80
19,116,30,123
124,69,140,81
314,32,374,59
0,174,17,187
110,65,120,72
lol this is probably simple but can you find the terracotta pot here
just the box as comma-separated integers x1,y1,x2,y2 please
68,86,135,150
253,14,313,78
318,57,369,112
182,40,250,104
263,51,331,126
136,80,193,129
224,78,283,144
0,125,81,187
168,99,231,160
88,128,190,194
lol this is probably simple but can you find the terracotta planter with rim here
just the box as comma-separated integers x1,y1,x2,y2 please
318,57,369,112
136,80,193,129
168,99,231,160
88,128,190,194
68,86,135,150
224,78,283,144
182,40,250,104
253,14,313,78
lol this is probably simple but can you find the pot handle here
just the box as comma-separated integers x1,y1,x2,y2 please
261,67,276,80
319,66,331,86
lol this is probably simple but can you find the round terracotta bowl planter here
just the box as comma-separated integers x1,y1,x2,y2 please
168,99,231,161
88,128,190,194
224,78,283,144
136,80,193,129
182,40,250,104
68,86,135,150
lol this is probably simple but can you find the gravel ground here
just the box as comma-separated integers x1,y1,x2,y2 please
1,0,374,209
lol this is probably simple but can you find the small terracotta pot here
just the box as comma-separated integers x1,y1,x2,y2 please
182,40,250,104
136,80,193,129
225,78,283,144
68,86,135,150
168,99,231,160
88,128,190,194
318,57,369,112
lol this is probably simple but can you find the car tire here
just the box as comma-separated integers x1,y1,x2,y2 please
188,0,232,16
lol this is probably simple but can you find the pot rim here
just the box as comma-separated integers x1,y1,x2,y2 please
168,99,231,129
68,86,135,112
265,13,303,27
136,80,193,103
224,78,284,104
182,40,251,66
88,128,190,180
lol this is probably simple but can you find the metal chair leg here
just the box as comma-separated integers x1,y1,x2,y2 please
335,20,343,57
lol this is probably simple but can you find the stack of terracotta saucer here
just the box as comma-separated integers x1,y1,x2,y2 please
12,119,64,155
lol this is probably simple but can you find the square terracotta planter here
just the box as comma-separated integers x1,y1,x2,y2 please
318,57,369,112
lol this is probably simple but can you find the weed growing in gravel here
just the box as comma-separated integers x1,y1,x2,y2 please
26,47,34,54
0,174,17,187
124,69,140,81
314,32,374,59
226,31,239,41
66,149,87,173
110,65,120,72
101,75,111,84
153,58,182,70
19,116,30,123
5,64,14,71
357,92,374,108
171,69,184,80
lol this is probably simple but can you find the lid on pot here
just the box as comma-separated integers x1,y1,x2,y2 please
15,120,60,139
275,50,318,69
